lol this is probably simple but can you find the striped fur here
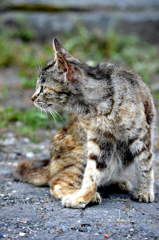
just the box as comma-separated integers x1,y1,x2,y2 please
13,39,156,208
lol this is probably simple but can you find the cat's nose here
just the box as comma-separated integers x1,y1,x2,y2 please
31,93,37,102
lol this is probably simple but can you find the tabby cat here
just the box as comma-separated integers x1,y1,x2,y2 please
13,38,156,208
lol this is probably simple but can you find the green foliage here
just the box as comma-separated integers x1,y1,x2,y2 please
0,24,159,87
64,26,159,85
0,24,159,140
20,73,37,88
0,29,52,81
26,146,43,153
0,107,63,134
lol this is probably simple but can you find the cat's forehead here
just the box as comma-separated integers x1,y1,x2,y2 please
46,60,54,66
36,60,55,83
44,60,56,71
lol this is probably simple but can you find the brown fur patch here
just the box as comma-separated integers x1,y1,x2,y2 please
80,186,96,202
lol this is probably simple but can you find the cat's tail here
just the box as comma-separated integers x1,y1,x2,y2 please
13,159,51,186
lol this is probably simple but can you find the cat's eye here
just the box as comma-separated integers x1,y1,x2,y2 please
39,86,47,94
39,86,43,94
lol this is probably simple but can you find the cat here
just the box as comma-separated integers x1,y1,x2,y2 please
13,38,156,208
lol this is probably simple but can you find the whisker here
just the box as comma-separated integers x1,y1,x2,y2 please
51,108,63,121
40,108,43,119
36,67,40,75
39,59,43,70
48,105,63,121
43,108,48,119
35,58,40,73
47,107,57,125
36,57,42,73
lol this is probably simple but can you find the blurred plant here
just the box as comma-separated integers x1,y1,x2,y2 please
19,73,37,88
15,16,35,42
0,24,159,140
1,24,159,86
0,107,63,133
0,29,52,81
2,88,8,104
64,24,159,85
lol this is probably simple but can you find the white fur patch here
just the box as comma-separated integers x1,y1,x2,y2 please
87,140,100,155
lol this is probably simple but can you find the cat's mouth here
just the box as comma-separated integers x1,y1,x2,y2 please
34,101,47,112
34,102,62,121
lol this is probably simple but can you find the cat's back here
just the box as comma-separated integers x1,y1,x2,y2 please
99,62,155,126
80,62,155,140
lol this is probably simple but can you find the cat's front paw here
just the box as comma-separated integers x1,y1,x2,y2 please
133,190,155,203
62,194,87,208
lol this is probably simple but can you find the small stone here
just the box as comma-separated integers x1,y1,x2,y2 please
19,232,26,236
131,221,135,224
4,133,14,138
87,226,92,231
9,153,17,159
61,226,67,231
26,152,34,158
19,220,27,224
39,145,45,149
149,232,156,237
129,228,134,232
23,138,30,143
3,137,16,146
7,182,12,186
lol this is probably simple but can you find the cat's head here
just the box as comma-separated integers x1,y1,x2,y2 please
31,38,83,113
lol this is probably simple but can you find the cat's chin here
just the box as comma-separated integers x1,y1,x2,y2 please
33,102,40,108
34,102,44,110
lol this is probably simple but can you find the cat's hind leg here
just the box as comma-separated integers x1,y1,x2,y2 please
105,178,133,192
130,134,155,203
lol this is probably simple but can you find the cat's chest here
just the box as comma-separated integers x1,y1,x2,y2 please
78,114,138,141
78,115,114,133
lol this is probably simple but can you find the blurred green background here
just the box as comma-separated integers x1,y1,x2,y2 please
0,0,159,148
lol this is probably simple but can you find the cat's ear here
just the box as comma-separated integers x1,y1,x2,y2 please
55,51,77,83
55,51,68,72
53,38,74,60
53,38,82,83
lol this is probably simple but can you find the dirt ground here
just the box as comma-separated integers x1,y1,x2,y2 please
0,67,159,239
0,133,159,240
